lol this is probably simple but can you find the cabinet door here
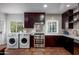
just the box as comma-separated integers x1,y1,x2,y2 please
64,37,74,54
24,13,29,28
56,36,64,47
62,9,73,29
34,13,45,23
45,36,58,47
24,13,35,28
28,13,35,28
30,35,34,47
24,13,45,28
62,13,68,29
39,13,45,23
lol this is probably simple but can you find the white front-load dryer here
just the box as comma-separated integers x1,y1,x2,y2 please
19,33,30,48
7,33,18,48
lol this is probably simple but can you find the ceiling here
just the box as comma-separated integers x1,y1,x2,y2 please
0,3,78,14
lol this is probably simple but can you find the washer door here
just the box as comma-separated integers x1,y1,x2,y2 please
9,38,16,46
21,38,28,45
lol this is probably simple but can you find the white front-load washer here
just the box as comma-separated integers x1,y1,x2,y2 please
7,33,18,48
19,33,30,48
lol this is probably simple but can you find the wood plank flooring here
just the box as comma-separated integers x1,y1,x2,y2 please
74,47,79,55
5,47,71,55
0,45,6,51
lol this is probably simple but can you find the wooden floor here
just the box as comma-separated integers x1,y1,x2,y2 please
5,47,71,55
74,47,79,55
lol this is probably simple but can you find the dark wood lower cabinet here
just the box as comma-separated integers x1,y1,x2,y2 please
45,36,62,47
59,36,74,54
45,36,74,54
30,35,74,54
45,36,56,47
30,35,34,47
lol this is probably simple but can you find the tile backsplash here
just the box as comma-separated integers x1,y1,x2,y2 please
74,21,79,29
63,29,79,36
24,28,34,34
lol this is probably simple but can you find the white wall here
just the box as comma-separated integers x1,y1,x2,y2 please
3,14,24,44
45,14,62,34
6,14,24,34
0,13,62,45
0,13,6,45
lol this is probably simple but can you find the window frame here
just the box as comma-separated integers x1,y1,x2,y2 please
10,21,23,33
46,20,58,34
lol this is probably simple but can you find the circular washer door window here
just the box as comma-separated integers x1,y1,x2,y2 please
9,38,15,44
21,38,27,44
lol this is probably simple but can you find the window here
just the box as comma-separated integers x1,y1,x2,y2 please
17,22,23,32
10,22,16,32
46,20,58,34
10,21,23,33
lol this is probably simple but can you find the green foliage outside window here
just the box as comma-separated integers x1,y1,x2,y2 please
17,22,23,32
10,21,23,32
10,22,17,32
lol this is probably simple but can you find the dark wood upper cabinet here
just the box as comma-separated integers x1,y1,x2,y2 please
62,9,73,29
24,12,45,28
73,11,79,16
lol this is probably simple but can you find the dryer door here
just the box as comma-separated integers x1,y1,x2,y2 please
9,38,16,46
21,38,28,45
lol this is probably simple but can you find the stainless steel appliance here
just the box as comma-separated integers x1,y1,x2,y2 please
34,22,45,48
34,33,45,48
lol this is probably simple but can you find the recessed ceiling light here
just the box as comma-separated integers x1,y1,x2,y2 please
43,4,48,8
66,4,70,7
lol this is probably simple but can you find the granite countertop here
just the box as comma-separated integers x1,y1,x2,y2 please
45,33,79,40
60,34,79,44
45,34,63,36
31,33,79,40
31,33,63,36
63,35,79,40
31,33,79,43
